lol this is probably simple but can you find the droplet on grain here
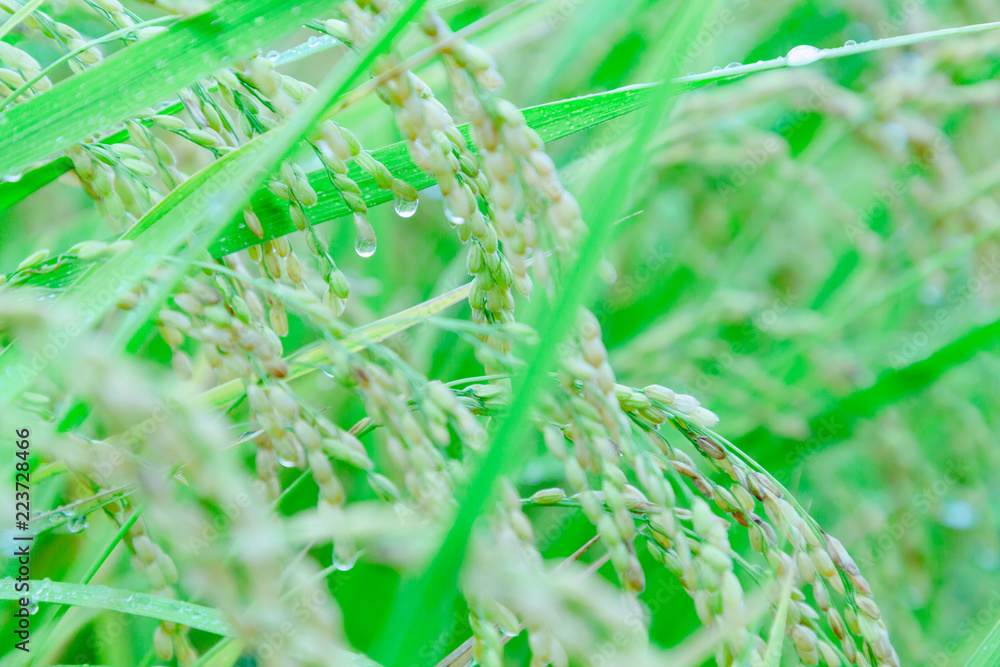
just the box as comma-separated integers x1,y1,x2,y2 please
393,195,418,218
786,44,822,67
67,515,89,533
443,203,465,227
275,450,298,468
353,213,377,258
333,550,359,571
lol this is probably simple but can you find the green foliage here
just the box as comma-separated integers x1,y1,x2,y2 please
2,1,1000,667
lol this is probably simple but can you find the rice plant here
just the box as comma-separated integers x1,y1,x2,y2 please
2,1,1000,666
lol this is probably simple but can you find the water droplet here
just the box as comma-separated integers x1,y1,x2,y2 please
355,234,376,258
61,507,77,517
940,500,976,530
266,50,280,62
353,214,377,258
307,35,319,47
27,599,38,615
2,171,23,183
393,195,418,218
786,44,822,67
918,283,942,307
844,39,857,47
67,515,88,533
333,550,359,571
275,450,298,468
443,203,465,227
499,625,519,637
712,65,722,71
725,62,742,69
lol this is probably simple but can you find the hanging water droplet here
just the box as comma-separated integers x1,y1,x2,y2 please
443,203,465,227
27,599,39,615
498,625,519,638
322,368,337,379
266,50,280,62
333,550,359,571
353,213,377,258
67,515,88,533
355,235,376,258
786,44,822,67
725,62,742,69
393,195,418,218
275,450,298,468
844,39,857,47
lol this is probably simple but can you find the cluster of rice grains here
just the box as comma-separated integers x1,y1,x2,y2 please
0,2,899,666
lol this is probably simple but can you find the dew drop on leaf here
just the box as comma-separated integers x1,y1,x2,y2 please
353,213,377,258
443,204,465,227
786,44,822,66
67,515,88,533
393,195,418,218
355,234,376,258
275,450,298,468
334,550,359,571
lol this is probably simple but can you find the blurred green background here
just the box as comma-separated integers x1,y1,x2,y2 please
4,0,1000,664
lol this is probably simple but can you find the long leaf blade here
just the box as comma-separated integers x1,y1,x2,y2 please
0,0,337,179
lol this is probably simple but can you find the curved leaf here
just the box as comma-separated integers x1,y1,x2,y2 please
0,0,340,179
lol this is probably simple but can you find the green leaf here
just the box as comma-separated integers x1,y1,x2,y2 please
962,612,1000,667
3,84,659,286
0,0,430,406
762,567,796,667
0,579,377,666
370,4,714,666
0,578,233,634
210,83,659,256
0,0,340,179
199,278,473,408
0,0,44,41
746,316,1000,476
0,158,70,210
